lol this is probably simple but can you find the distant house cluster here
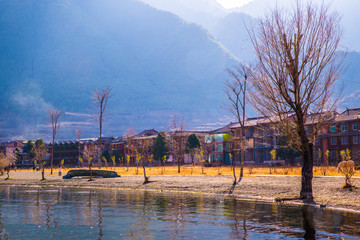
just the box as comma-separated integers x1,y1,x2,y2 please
1,108,360,168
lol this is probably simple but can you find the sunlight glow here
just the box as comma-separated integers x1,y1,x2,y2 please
216,0,253,9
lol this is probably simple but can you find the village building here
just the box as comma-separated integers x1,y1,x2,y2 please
204,123,234,164
319,108,360,166
230,117,275,165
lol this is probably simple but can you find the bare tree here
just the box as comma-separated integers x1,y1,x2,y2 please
0,152,9,175
169,115,186,173
33,139,46,181
83,144,99,181
49,109,62,174
92,87,112,169
124,127,137,167
225,65,248,184
248,1,343,200
0,152,16,180
136,138,153,184
124,128,137,139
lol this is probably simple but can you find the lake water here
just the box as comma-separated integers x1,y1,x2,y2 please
0,186,359,239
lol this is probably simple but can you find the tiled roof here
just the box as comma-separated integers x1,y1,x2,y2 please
0,140,24,147
135,129,159,137
334,108,360,122
210,122,237,134
230,116,273,129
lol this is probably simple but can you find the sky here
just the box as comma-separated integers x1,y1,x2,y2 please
216,0,253,8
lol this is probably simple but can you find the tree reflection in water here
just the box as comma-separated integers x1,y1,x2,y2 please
97,196,103,240
302,205,316,240
0,187,358,239
224,198,248,239
0,196,8,239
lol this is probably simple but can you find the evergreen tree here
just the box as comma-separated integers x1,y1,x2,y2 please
153,132,168,165
185,134,201,164
23,140,35,159
276,135,300,166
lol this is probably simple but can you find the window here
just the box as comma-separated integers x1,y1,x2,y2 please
330,137,336,145
354,150,359,158
330,150,337,159
315,150,319,160
217,143,223,152
353,122,358,131
342,137,348,145
342,124,347,131
330,124,336,133
216,134,223,142
354,136,359,144
224,143,231,152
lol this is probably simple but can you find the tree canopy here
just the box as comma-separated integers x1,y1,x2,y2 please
248,1,342,199
185,134,201,154
152,131,168,165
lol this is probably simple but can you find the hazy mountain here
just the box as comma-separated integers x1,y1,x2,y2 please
140,0,257,60
141,0,360,56
207,12,255,61
140,0,360,111
141,0,227,27
1,0,358,141
0,0,239,140
237,0,360,51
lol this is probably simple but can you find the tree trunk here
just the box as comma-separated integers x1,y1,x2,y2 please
89,164,93,181
98,141,102,169
5,168,10,180
232,153,237,185
178,143,181,173
143,166,149,184
178,157,180,173
99,109,102,169
239,127,244,180
300,143,314,200
41,167,45,181
240,149,244,180
51,143,54,175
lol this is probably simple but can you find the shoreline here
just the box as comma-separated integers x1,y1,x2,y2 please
0,171,359,213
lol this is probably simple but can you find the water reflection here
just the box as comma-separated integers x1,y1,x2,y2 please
302,205,315,240
0,186,358,239
97,197,103,240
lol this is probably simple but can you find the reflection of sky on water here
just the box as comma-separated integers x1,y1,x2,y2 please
0,186,358,239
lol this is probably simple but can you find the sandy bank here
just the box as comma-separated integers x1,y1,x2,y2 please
0,171,359,212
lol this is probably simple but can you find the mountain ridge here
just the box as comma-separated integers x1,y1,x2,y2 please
0,0,238,141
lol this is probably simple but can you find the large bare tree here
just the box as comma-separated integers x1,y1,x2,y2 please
225,66,248,184
93,87,112,169
49,109,62,174
248,1,343,200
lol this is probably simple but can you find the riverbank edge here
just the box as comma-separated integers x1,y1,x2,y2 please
1,175,359,214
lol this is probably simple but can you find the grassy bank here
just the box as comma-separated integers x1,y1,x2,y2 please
38,165,360,177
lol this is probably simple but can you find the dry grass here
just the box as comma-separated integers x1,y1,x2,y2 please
16,165,360,177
